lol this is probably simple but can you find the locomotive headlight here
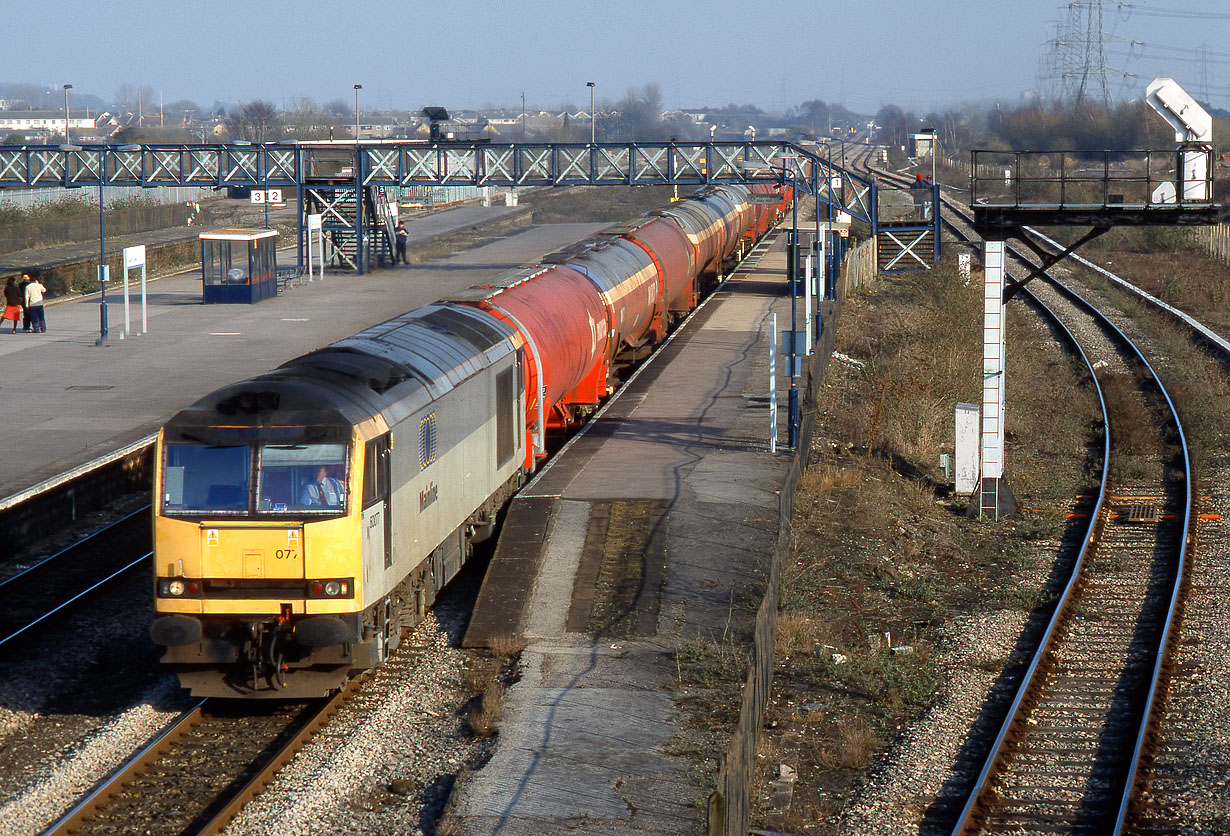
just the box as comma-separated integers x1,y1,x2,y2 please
168,580,186,596
324,581,341,596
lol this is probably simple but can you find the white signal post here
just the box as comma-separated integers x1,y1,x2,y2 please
976,240,1012,518
769,312,778,453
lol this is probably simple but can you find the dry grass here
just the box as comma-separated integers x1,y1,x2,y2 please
796,464,861,495
775,612,839,658
434,811,460,836
459,638,523,741
467,680,506,739
751,222,1230,833
830,716,879,770
751,251,1102,833
486,632,525,660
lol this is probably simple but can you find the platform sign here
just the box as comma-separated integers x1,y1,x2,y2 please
121,245,148,337
955,403,980,494
123,244,145,269
780,330,807,356
250,189,283,204
306,213,324,282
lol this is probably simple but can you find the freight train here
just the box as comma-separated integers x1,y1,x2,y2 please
149,182,791,697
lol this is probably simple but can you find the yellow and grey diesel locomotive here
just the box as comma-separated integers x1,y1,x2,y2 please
150,305,525,697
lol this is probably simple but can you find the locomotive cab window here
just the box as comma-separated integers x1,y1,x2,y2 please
258,443,349,514
162,443,250,514
363,435,391,507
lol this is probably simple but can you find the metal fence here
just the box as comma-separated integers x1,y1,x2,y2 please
1192,223,1230,266
397,185,495,208
0,202,197,254
0,184,217,212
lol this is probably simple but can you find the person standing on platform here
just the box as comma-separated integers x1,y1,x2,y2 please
18,274,31,331
23,274,47,333
394,220,408,265
2,277,22,333
911,173,932,220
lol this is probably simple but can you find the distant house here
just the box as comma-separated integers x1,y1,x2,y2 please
355,116,400,139
0,110,94,134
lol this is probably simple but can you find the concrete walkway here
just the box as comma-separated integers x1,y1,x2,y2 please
458,232,796,835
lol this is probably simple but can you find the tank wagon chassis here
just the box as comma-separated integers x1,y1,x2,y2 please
149,183,791,698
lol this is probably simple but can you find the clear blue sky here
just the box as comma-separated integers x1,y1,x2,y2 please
7,0,1230,114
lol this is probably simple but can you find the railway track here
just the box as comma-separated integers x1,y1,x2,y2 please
41,687,355,836
865,164,1195,833
0,506,150,650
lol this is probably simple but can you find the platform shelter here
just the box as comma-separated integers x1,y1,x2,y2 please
200,228,279,304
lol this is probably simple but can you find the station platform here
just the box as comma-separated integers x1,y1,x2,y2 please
458,229,802,834
0,206,598,505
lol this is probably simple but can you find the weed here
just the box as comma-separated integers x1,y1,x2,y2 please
1014,513,1068,541
486,632,525,661
797,464,861,495
894,571,942,605
776,612,838,658
834,715,879,769
675,637,751,688
466,680,506,739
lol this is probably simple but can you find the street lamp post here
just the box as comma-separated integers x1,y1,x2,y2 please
63,84,72,142
353,84,362,142
262,143,270,230
97,177,108,346
587,81,595,144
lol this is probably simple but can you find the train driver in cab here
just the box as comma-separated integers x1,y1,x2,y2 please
300,465,345,508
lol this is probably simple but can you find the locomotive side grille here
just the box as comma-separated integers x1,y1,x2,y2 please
419,413,438,469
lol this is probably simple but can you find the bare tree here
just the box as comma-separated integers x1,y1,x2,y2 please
115,83,136,110
224,100,282,142
610,84,671,141
2,82,46,109
284,97,339,139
